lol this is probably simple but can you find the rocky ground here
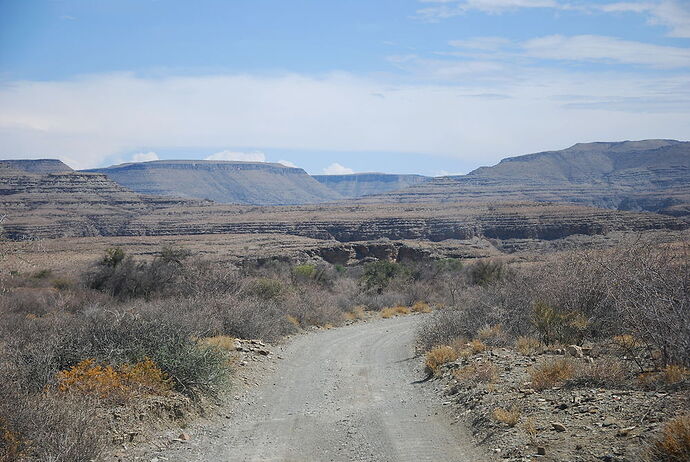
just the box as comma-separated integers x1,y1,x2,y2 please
426,344,689,462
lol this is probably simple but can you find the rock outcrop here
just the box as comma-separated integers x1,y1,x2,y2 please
85,160,343,205
313,173,429,198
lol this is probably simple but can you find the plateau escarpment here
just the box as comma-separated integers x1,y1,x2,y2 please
313,173,429,198
368,140,690,216
85,160,343,205
0,163,203,239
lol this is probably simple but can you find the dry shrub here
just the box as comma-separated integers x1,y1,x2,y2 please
530,358,576,390
56,358,171,401
663,365,690,385
200,335,237,351
0,392,105,462
612,334,641,350
411,301,432,313
425,346,459,375
647,414,690,462
381,306,411,318
0,416,26,461
453,361,497,384
344,305,367,321
493,407,521,427
568,357,628,388
515,336,541,355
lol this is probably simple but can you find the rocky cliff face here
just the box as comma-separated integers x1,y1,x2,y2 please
85,160,343,205
313,173,429,198
367,140,690,216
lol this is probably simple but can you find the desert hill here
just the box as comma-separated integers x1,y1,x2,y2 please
368,140,690,216
313,173,429,198
85,160,343,205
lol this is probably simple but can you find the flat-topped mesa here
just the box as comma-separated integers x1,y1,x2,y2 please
313,173,430,198
364,139,690,216
85,160,343,205
0,159,73,174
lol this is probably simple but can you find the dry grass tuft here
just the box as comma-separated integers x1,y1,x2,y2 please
200,335,237,351
425,346,459,375
529,358,576,390
638,365,690,389
478,324,506,345
647,414,690,462
493,407,521,427
381,305,411,318
568,357,628,388
468,339,487,354
411,301,432,313
515,336,541,355
453,361,497,384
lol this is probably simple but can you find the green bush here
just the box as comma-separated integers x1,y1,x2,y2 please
360,260,409,293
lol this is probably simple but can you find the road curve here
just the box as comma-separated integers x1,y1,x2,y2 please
159,315,487,462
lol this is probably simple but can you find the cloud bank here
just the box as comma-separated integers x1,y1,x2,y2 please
0,70,688,169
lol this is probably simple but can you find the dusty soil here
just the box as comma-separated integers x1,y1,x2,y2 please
131,315,488,462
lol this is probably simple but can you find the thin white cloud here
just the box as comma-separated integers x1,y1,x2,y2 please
131,151,159,162
205,150,266,162
446,34,690,69
418,0,690,38
277,159,298,168
323,163,355,175
417,0,558,20
647,0,690,38
522,34,690,68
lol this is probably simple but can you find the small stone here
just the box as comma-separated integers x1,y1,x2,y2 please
178,432,190,441
617,427,636,437
537,446,546,455
551,422,567,432
602,417,618,427
566,345,583,358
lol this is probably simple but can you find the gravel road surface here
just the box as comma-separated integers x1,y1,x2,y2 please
156,315,487,462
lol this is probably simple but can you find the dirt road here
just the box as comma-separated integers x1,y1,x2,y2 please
156,315,487,462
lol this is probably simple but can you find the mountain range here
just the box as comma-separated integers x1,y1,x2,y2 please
1,139,688,242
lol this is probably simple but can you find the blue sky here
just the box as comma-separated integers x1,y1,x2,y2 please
1,0,689,174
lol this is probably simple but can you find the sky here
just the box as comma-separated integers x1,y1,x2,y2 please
0,0,689,175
